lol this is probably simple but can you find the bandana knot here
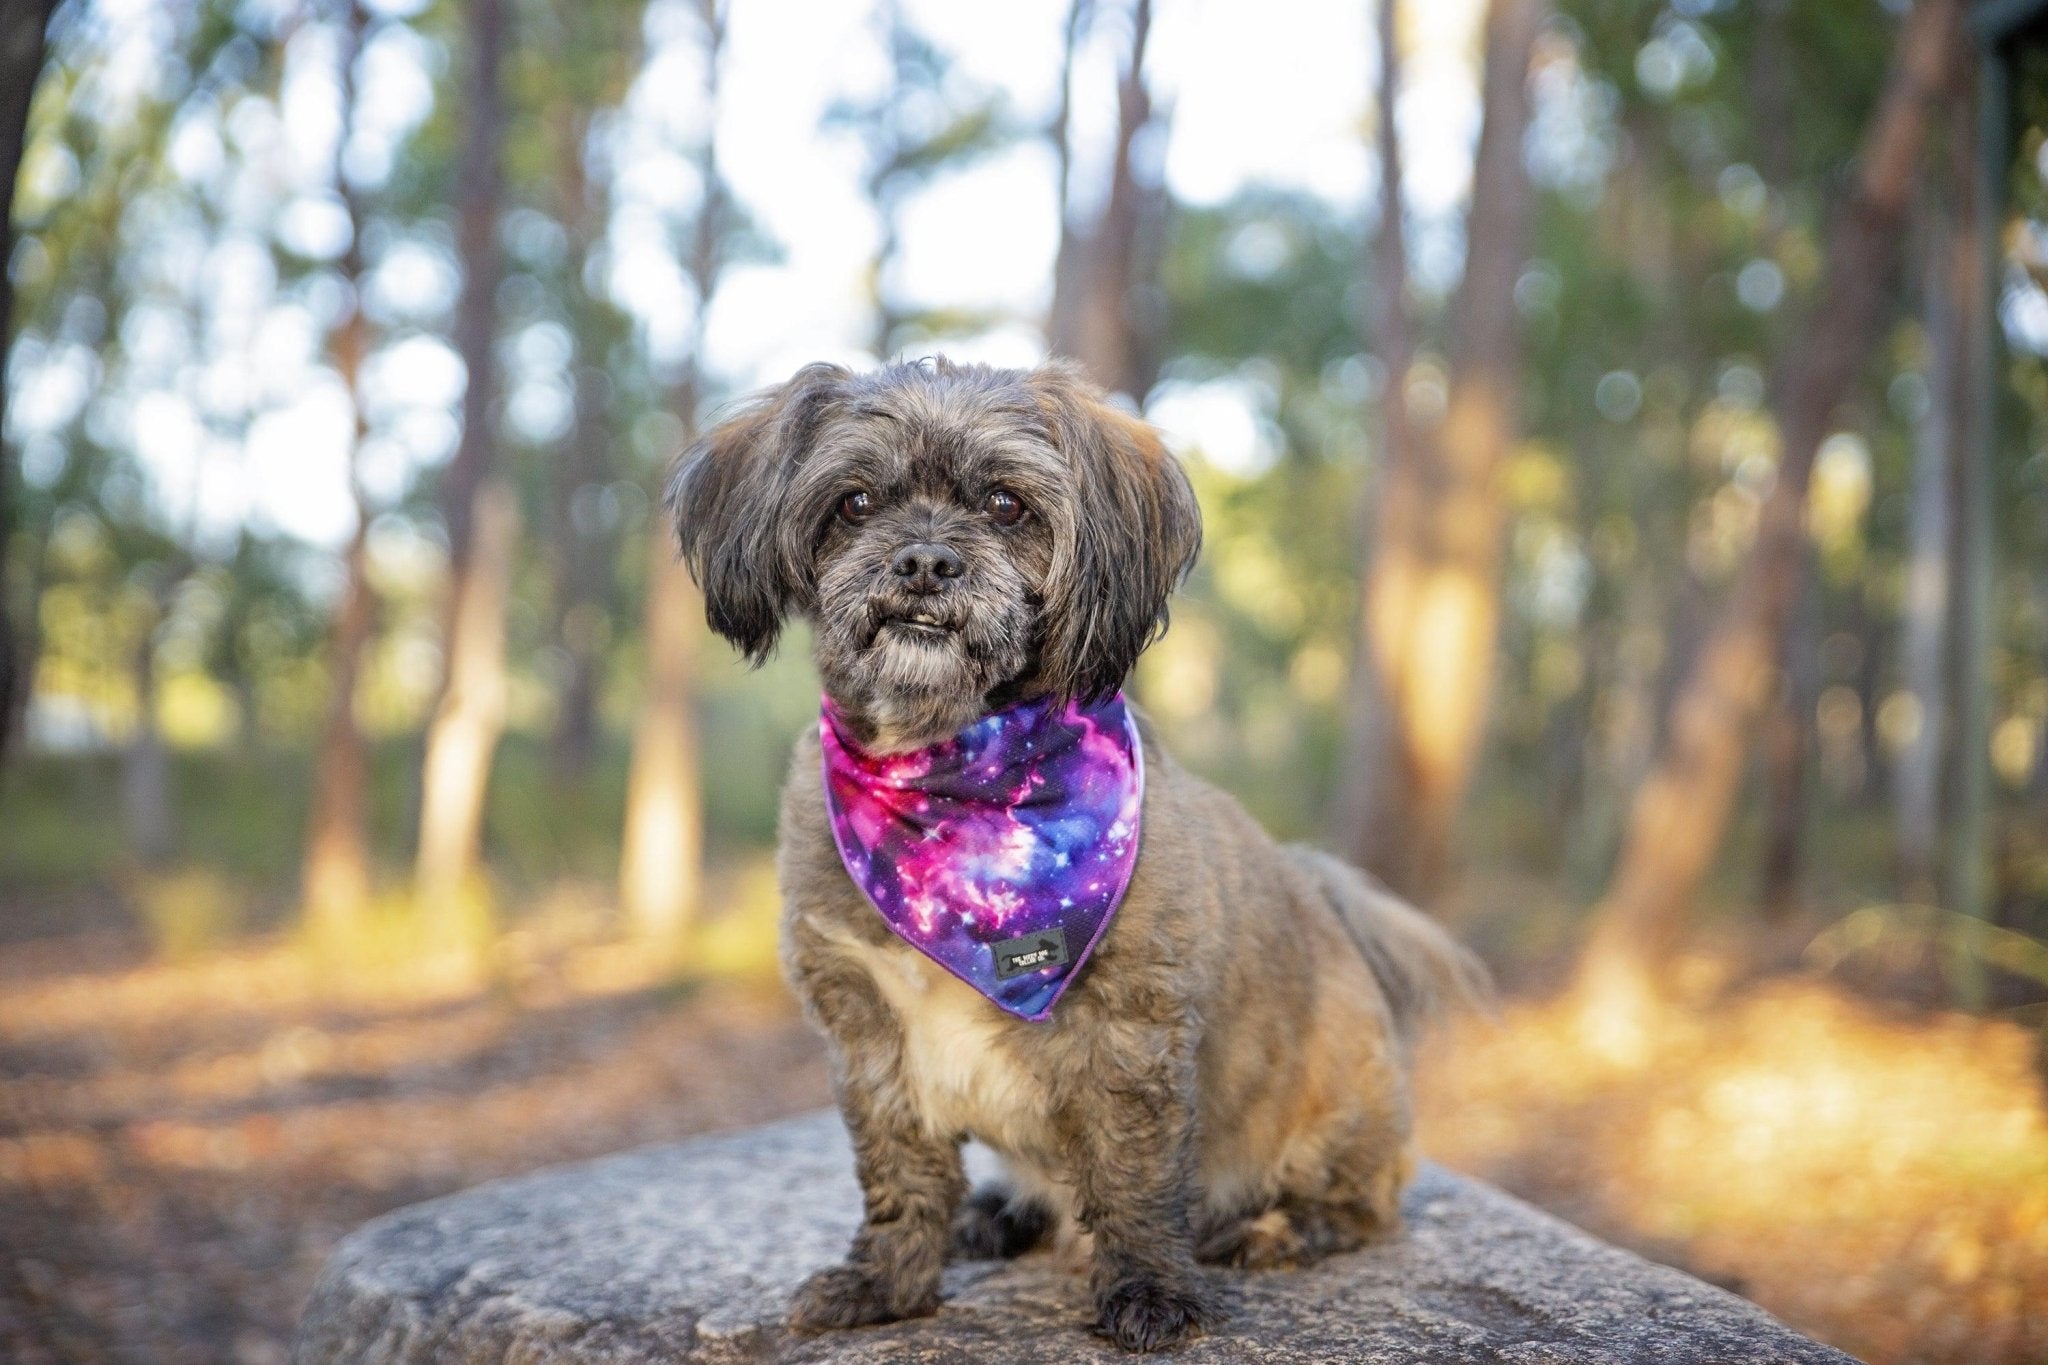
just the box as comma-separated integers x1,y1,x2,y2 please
820,692,1144,1021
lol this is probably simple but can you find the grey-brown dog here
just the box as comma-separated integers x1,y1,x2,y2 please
669,357,1485,1352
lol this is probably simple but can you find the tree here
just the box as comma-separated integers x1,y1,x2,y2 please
0,0,60,767
1894,190,1965,904
119,561,181,866
1934,51,1992,1007
302,0,380,938
1575,0,1967,998
617,0,730,943
536,0,645,785
1046,0,1170,400
414,0,515,928
1336,0,1546,904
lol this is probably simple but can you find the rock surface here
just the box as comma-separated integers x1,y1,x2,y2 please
294,1109,1854,1364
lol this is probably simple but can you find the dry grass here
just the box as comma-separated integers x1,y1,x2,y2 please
1417,976,2048,1365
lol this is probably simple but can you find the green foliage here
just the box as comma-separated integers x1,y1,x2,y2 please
6,0,2048,971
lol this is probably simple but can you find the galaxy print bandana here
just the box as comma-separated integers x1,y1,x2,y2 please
820,692,1145,1022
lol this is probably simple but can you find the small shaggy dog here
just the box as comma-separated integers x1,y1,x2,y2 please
669,357,1485,1352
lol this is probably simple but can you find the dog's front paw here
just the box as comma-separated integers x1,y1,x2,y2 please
1094,1274,1224,1352
787,1263,937,1331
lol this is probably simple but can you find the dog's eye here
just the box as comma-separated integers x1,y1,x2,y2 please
839,491,875,524
984,489,1025,526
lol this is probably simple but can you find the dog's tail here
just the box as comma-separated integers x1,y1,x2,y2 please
1289,846,1493,1048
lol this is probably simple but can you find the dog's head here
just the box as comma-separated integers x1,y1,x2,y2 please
668,358,1201,746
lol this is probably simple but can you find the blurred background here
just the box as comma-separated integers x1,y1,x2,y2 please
1,0,2046,1360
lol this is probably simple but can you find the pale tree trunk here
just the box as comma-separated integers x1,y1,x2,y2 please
417,481,519,920
1575,0,1965,1004
1047,0,1167,401
1339,0,1543,904
302,0,378,938
0,0,57,767
304,518,376,932
1895,204,1958,902
617,0,726,943
413,0,510,924
620,529,703,939
122,616,173,867
546,102,616,786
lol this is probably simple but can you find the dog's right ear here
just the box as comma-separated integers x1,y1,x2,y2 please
666,363,849,662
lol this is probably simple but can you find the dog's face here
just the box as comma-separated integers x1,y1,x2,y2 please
668,359,1202,747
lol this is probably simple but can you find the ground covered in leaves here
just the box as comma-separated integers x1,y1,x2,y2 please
1416,980,2048,1365
2,914,2043,1364
0,915,833,1365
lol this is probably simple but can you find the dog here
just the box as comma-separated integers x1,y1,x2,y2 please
668,357,1486,1352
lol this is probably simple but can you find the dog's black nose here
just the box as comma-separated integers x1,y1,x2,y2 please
891,542,963,591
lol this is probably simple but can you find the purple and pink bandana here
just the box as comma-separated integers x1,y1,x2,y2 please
819,692,1145,1021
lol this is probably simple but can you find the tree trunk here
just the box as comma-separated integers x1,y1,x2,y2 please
619,529,704,938
302,0,379,938
416,480,519,921
1339,0,1543,904
1939,50,1993,1008
1749,5,1813,924
304,519,376,933
1758,575,1818,920
546,100,616,786
1047,0,1166,401
547,365,611,785
122,617,173,867
1576,0,1964,994
0,0,57,768
413,0,509,922
1895,204,1958,902
616,0,726,944
1335,0,1418,886
437,0,508,572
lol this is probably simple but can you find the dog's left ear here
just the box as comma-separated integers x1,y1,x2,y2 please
1028,364,1203,699
666,363,849,662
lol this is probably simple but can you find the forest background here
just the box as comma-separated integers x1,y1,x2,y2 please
3,0,2047,1361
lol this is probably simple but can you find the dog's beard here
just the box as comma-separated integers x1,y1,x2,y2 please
811,551,1037,750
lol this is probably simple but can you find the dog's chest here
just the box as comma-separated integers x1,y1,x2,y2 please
862,939,1053,1153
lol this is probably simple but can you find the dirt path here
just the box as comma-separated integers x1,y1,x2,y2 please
0,931,831,1364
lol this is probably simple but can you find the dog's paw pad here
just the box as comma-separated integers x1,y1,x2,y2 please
787,1264,933,1331
1094,1275,1224,1352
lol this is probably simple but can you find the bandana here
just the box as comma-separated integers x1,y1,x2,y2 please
820,692,1145,1021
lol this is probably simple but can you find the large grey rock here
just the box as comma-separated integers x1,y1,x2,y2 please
293,1110,1853,1364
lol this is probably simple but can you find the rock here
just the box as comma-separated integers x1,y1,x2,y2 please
293,1110,1853,1364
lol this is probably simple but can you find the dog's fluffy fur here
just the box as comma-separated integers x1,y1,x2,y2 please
670,358,1486,1352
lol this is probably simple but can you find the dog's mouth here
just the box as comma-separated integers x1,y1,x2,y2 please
874,609,959,643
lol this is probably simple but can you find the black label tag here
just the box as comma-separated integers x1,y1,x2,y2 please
993,927,1070,981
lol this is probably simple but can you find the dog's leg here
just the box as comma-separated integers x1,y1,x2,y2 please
949,1180,1054,1260
1196,1142,1412,1269
787,969,966,1331
1059,1027,1224,1352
